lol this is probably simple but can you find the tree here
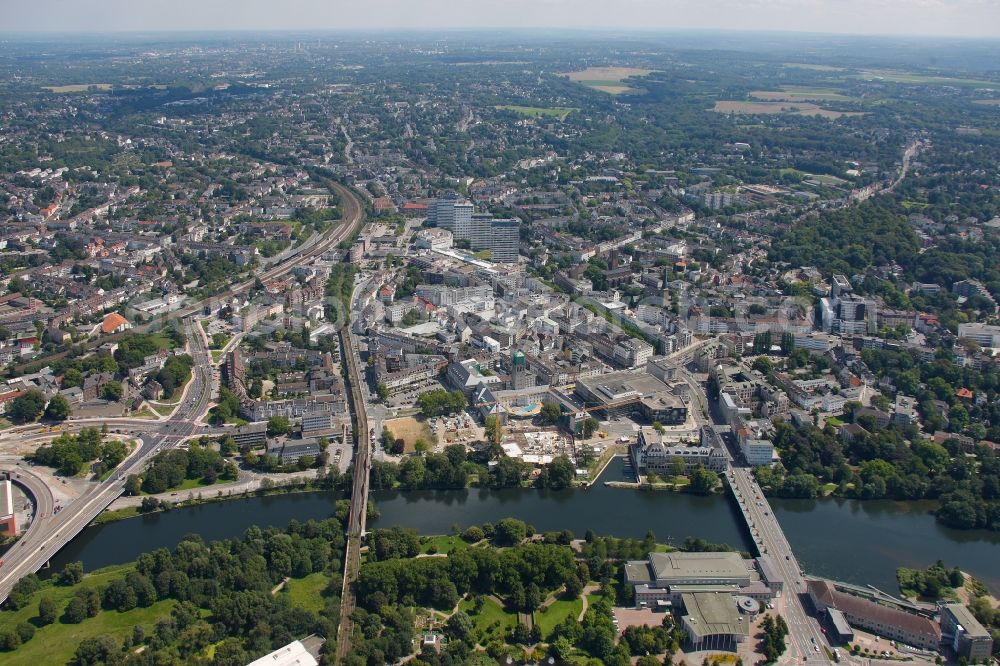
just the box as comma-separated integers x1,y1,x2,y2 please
376,383,389,401
445,611,474,643
124,474,142,496
9,389,46,423
493,518,527,546
688,466,718,494
581,417,600,439
44,394,72,421
62,597,88,624
32,596,57,627
62,368,84,388
540,401,562,425
72,635,119,665
58,561,84,586
752,356,774,374
101,381,123,402
267,416,292,437
485,415,503,446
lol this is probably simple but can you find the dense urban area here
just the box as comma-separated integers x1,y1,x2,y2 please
0,28,998,666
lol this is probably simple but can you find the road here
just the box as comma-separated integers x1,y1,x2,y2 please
0,184,366,602
334,323,373,664
675,347,835,666
0,318,210,602
729,467,831,666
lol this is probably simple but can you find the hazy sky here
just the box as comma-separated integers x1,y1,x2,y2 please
4,0,1000,38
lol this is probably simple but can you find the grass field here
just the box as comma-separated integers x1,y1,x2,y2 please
782,63,845,71
803,173,849,187
458,596,517,644
857,69,998,87
43,83,113,93
496,105,575,120
420,535,469,555
149,402,175,417
384,416,434,453
711,100,864,119
535,597,583,638
0,564,176,664
751,87,856,102
562,66,654,94
281,572,331,613
92,505,142,525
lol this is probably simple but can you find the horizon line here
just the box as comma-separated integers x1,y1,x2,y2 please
2,26,1000,41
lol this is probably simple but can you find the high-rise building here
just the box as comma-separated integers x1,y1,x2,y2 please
489,218,520,263
430,194,519,263
430,192,473,237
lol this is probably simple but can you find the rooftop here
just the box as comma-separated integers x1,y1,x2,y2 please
648,552,750,582
681,592,748,638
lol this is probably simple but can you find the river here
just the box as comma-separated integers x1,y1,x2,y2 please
44,459,1000,594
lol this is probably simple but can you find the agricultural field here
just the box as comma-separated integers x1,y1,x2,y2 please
496,105,575,120
711,100,864,119
42,83,113,93
782,62,845,71
750,86,856,102
562,66,654,94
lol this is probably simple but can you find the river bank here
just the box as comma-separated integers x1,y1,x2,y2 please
37,458,1000,596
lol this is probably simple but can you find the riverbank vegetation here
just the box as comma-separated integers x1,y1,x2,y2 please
1,502,750,666
755,417,1000,531
125,442,238,495
0,511,349,664
896,561,964,600
368,443,579,491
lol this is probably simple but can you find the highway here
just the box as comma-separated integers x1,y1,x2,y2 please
334,322,373,664
0,184,366,603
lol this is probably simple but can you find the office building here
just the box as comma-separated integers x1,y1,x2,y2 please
957,322,1000,348
430,193,473,237
430,194,519,262
940,604,993,661
489,218,520,262
807,581,941,651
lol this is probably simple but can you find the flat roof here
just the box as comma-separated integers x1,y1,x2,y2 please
828,608,853,636
0,480,12,518
943,603,991,639
247,640,318,666
577,370,681,406
682,592,748,638
624,561,654,584
649,552,750,582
